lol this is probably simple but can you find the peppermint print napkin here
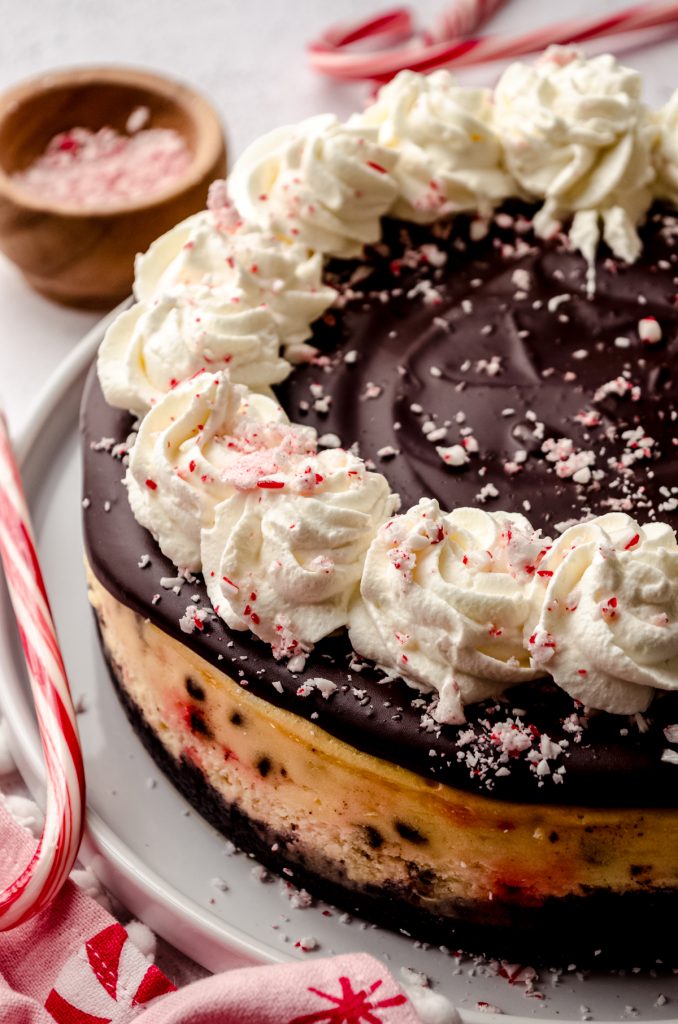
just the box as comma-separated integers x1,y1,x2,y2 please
0,771,457,1024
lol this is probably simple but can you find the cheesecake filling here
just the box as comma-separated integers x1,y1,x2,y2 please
88,564,678,919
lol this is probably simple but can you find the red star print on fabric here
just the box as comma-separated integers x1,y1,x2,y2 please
288,975,407,1024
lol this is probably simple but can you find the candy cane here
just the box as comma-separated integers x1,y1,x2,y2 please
309,0,503,77
309,0,678,81
0,412,85,929
433,0,507,42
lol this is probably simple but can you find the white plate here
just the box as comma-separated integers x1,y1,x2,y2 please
1,311,677,1024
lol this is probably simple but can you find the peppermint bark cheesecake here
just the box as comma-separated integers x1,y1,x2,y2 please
84,49,678,964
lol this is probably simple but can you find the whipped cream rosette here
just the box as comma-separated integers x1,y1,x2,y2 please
202,447,398,664
228,114,399,258
653,90,678,204
126,370,316,571
133,183,243,300
98,290,290,417
353,70,515,222
133,211,207,300
495,48,657,271
134,206,337,352
349,499,548,724
527,513,678,714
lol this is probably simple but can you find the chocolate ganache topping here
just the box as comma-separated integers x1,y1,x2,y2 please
282,207,678,531
83,204,678,808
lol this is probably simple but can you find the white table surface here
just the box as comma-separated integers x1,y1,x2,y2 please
1,0,677,989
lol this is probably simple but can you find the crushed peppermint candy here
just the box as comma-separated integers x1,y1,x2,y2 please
13,122,192,208
286,885,314,909
542,437,596,482
179,605,209,634
476,483,499,504
547,293,571,313
318,433,342,448
160,570,195,594
638,316,662,344
511,268,530,291
295,677,338,700
376,445,399,460
594,375,641,402
456,715,567,789
437,444,469,468
407,278,442,305
527,635,558,677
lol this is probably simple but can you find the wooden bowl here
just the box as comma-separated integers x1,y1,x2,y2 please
0,66,227,309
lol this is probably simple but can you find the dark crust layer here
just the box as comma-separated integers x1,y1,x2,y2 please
100,622,678,969
82,205,678,808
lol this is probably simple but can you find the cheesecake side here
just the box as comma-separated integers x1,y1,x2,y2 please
87,560,678,964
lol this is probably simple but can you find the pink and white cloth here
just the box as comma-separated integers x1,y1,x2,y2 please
0,798,448,1024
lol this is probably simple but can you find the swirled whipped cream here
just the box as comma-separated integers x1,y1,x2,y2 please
126,370,316,570
202,447,399,664
134,212,210,301
352,70,515,223
495,47,657,270
228,114,399,258
527,513,678,714
653,90,678,203
105,49,678,722
98,291,290,416
134,202,337,351
349,499,548,724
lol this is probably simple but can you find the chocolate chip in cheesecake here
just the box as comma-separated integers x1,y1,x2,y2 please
363,825,384,849
394,820,428,845
407,863,435,893
185,677,206,701
188,709,212,738
630,864,652,877
230,711,245,727
256,756,272,778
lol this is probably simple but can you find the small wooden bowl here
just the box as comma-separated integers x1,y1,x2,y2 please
0,66,227,309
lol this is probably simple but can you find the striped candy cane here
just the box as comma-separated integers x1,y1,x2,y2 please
0,411,85,929
433,0,508,42
308,1,504,78
309,0,678,81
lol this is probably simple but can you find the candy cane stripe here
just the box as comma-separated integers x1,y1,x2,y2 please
309,0,678,80
0,412,85,929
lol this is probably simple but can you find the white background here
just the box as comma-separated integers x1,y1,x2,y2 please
1,0,678,439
